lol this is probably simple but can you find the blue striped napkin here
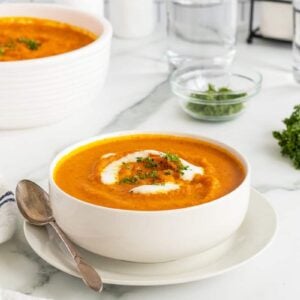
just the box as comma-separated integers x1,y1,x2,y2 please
0,185,50,299
0,191,14,208
0,184,17,244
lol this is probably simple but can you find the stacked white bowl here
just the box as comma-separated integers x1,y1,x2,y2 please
0,4,112,129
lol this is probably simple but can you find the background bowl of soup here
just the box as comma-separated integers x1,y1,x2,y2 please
0,4,112,129
49,131,250,263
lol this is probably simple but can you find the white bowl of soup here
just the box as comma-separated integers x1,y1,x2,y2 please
0,4,112,129
49,131,250,263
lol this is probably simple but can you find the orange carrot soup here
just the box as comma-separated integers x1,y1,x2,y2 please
0,17,97,61
54,134,246,211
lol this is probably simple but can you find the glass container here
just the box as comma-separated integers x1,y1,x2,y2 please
166,0,238,68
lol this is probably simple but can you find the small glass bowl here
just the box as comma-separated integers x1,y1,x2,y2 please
170,66,262,122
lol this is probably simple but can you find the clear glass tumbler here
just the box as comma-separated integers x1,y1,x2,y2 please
293,0,300,83
166,0,238,68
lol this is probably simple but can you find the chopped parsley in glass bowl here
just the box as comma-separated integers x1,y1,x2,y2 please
170,66,262,121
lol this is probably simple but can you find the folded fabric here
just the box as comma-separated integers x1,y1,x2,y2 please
0,179,51,299
0,178,17,244
0,289,51,300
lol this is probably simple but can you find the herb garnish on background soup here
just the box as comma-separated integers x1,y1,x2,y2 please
0,17,97,61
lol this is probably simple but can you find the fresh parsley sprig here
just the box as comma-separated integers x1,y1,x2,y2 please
273,105,300,169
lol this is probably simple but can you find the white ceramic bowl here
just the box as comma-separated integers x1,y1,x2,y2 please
0,4,112,129
49,131,250,263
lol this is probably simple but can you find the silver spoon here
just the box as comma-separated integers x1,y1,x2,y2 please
16,179,103,293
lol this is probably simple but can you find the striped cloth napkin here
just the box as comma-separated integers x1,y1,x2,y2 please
0,180,17,244
0,179,51,299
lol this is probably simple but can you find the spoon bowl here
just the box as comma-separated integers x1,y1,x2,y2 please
16,180,53,226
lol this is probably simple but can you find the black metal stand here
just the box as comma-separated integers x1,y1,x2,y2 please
247,0,292,44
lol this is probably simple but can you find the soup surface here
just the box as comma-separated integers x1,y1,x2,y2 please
54,134,246,211
0,17,97,61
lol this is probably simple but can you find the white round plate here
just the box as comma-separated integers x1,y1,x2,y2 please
24,188,276,286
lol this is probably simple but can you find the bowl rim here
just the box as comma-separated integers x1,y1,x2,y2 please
0,3,112,66
49,131,251,215
170,66,263,104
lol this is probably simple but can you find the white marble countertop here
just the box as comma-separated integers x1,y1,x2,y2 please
0,32,300,299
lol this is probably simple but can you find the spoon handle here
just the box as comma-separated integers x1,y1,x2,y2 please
49,221,103,292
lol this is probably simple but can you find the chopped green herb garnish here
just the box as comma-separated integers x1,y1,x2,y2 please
136,156,158,168
187,84,246,118
120,170,159,184
122,162,131,170
148,170,158,179
120,152,191,185
164,152,180,162
273,105,300,169
179,164,189,175
137,170,158,180
137,172,146,180
163,152,189,174
144,157,158,168
0,48,4,56
119,176,138,184
18,37,41,50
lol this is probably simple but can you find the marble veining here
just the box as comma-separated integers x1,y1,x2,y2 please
0,30,300,299
99,78,170,134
